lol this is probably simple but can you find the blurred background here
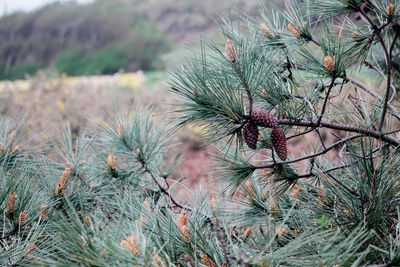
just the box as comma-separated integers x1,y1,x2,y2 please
0,0,279,184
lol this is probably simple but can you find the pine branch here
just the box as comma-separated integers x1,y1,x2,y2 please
344,76,400,121
233,62,254,117
359,9,393,131
275,119,399,146
139,158,192,212
254,134,364,169
317,78,336,125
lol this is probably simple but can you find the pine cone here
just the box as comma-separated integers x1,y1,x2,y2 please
251,108,278,128
271,127,287,160
243,122,259,149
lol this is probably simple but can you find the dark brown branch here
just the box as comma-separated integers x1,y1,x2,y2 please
317,78,336,125
215,219,231,267
275,118,399,146
254,134,364,169
138,158,192,212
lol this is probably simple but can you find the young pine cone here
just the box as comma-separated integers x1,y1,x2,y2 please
251,108,278,128
271,127,287,160
243,122,259,149
324,56,335,72
387,4,395,17
225,39,236,63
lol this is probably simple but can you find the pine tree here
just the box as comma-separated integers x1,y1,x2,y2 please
1,0,400,266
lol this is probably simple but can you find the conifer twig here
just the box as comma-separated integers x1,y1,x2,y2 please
359,9,393,131
317,78,336,125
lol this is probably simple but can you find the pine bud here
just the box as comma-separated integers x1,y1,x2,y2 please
180,225,190,243
387,4,395,17
245,180,257,198
138,215,148,227
241,227,253,239
270,204,279,216
225,39,236,63
261,192,269,201
101,248,110,260
152,251,164,266
210,197,217,210
40,203,48,221
26,244,37,256
251,108,278,128
136,148,141,157
288,22,301,38
243,122,259,149
260,23,275,38
85,215,91,224
292,185,302,200
55,168,70,196
11,145,20,154
117,124,125,139
8,192,18,213
318,184,326,207
107,154,116,170
294,227,301,236
276,226,289,239
262,89,269,97
121,235,140,256
343,209,351,216
177,211,190,242
19,210,27,226
201,252,218,267
324,56,335,72
271,127,287,160
6,130,16,147
143,197,151,210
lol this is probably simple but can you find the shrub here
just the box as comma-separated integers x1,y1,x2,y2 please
0,62,41,80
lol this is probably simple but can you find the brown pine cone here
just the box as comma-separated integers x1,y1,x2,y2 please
271,127,287,160
243,122,259,149
251,108,278,128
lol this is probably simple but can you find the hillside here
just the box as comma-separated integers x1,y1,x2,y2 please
0,0,279,80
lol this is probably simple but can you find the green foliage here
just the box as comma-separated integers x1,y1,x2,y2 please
0,62,41,80
168,0,400,265
56,47,130,76
0,0,170,80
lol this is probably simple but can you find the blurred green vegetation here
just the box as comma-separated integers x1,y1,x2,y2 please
0,0,170,80
0,0,281,80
